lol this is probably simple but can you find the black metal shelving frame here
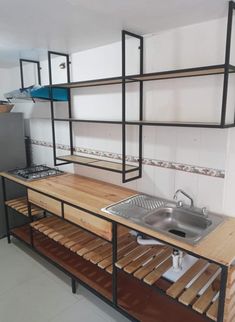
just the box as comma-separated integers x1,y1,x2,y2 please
1,176,229,322
42,1,235,183
47,32,143,183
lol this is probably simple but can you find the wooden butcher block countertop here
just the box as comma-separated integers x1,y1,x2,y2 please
1,171,235,267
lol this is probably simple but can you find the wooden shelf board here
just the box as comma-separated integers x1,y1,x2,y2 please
126,120,222,128
57,155,138,172
54,118,122,124
48,64,235,89
5,196,43,217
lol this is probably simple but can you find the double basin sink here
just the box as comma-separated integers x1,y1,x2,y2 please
102,194,225,245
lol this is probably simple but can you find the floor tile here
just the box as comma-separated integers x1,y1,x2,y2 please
0,273,77,322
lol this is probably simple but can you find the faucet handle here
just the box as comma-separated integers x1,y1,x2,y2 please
201,207,208,216
177,200,183,207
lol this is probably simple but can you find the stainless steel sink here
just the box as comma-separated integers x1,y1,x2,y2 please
143,206,216,243
102,194,225,245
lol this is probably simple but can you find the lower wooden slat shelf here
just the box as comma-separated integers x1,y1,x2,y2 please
11,223,211,322
6,196,43,217
11,217,220,322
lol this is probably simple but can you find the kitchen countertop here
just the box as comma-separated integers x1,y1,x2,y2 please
1,171,235,267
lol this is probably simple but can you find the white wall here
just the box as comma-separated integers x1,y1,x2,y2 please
6,16,235,216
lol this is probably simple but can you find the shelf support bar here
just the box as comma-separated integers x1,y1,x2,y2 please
221,1,234,126
122,30,144,183
19,58,41,90
1,177,11,243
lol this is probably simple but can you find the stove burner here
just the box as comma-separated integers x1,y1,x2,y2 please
8,165,64,181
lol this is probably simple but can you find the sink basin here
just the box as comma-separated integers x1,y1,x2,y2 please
102,194,225,245
143,207,213,243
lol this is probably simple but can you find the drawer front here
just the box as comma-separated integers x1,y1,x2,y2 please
64,204,112,241
28,190,62,217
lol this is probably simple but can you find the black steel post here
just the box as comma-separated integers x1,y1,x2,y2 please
65,54,74,156
112,222,118,305
221,1,234,126
139,35,144,179
71,278,77,294
19,59,24,89
217,266,228,322
122,31,126,183
26,192,34,246
48,52,57,166
1,178,11,243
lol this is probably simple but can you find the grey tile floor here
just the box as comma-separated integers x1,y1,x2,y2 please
0,238,129,322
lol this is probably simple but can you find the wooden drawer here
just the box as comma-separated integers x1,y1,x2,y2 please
64,204,112,241
28,190,62,217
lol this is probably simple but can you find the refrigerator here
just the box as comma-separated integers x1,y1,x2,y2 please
0,113,27,238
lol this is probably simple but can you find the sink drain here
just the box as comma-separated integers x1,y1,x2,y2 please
168,229,186,238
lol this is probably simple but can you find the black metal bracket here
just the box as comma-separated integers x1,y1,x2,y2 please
19,58,41,89
122,30,143,183
48,51,73,166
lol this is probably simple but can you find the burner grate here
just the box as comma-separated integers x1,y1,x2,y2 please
8,165,64,181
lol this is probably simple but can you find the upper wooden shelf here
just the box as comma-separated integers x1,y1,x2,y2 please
57,154,139,173
48,64,235,89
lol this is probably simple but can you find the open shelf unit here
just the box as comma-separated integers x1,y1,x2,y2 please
11,216,218,322
1,171,228,322
42,2,235,183
47,33,143,183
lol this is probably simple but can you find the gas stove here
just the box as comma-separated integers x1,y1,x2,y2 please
8,165,64,181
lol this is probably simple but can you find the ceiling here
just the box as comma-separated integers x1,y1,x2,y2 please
0,0,230,68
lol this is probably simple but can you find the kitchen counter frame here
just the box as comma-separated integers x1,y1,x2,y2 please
0,172,231,322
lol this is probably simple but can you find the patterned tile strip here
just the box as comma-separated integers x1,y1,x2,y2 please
30,139,225,179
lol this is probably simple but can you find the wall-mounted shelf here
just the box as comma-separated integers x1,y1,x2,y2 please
57,154,138,173
49,64,235,89
54,118,122,124
45,1,235,183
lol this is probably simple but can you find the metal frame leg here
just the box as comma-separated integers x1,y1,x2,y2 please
1,178,11,243
112,222,118,306
26,192,34,246
71,278,77,294
217,265,228,322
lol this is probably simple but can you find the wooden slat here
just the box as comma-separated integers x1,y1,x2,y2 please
46,222,71,238
106,264,113,274
6,196,43,217
166,259,208,298
58,229,82,246
89,235,133,264
87,243,112,263
179,264,219,306
134,247,172,280
31,217,56,227
53,226,79,242
193,281,219,314
143,257,172,285
206,298,219,321
98,241,138,269
42,221,68,235
70,234,97,253
64,231,88,248
124,246,164,274
115,245,152,269
77,239,107,256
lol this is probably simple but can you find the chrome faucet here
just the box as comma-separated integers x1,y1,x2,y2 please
173,189,194,208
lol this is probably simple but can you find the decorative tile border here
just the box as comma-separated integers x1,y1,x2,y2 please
30,139,225,179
